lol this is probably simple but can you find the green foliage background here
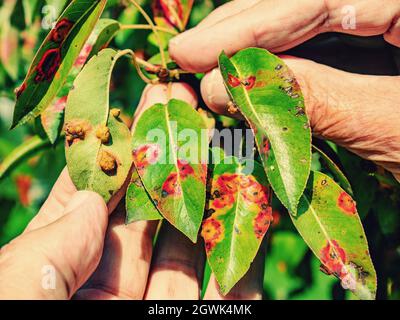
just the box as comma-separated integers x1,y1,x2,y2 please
0,0,399,300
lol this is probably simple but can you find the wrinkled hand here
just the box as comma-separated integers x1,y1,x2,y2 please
0,84,264,300
170,0,400,180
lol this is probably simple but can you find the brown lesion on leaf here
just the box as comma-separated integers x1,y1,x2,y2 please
65,120,91,146
95,125,111,144
99,150,118,176
34,48,62,83
201,217,225,254
338,191,357,215
50,18,74,43
110,108,121,118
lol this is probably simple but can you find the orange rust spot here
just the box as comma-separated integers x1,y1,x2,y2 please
338,192,356,215
65,120,90,146
177,159,194,179
320,240,347,278
133,144,160,173
99,150,117,175
253,207,273,239
15,83,27,99
161,173,181,197
201,218,224,254
111,108,121,118
95,125,110,144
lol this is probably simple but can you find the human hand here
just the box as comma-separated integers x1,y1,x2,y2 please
169,0,400,181
0,83,264,300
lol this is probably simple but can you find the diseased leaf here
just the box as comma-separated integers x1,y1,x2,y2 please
152,0,194,32
126,168,163,224
131,99,208,242
313,145,353,195
12,0,107,128
292,171,377,300
219,49,311,216
41,18,121,144
202,157,272,295
65,49,132,202
87,19,120,61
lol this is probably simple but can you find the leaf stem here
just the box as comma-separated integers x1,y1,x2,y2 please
128,0,167,68
119,49,158,84
120,24,178,35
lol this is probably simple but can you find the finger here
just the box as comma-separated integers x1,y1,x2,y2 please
170,0,400,73
132,83,198,128
75,83,199,300
24,167,77,232
200,57,400,177
170,0,327,72
194,0,261,30
74,204,159,300
0,191,108,299
204,244,266,300
144,223,205,300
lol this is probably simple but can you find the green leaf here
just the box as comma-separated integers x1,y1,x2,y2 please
41,18,121,144
126,168,163,224
65,49,133,202
131,99,208,242
292,171,377,300
87,19,121,61
0,135,52,181
313,145,353,196
12,0,107,128
202,157,272,295
219,48,311,215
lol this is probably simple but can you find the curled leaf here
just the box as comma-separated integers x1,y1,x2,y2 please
65,49,132,202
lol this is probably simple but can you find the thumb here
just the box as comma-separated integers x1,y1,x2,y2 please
0,191,108,300
200,57,400,178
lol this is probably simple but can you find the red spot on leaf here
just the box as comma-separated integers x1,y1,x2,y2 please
253,206,273,239
50,18,74,43
15,175,32,207
201,217,224,253
74,43,93,67
133,144,160,173
34,48,61,83
177,159,194,178
227,74,256,90
162,173,181,197
240,175,270,205
261,137,270,155
320,240,347,278
243,76,256,90
338,192,356,215
212,192,235,209
217,173,239,194
15,83,26,99
227,74,241,87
